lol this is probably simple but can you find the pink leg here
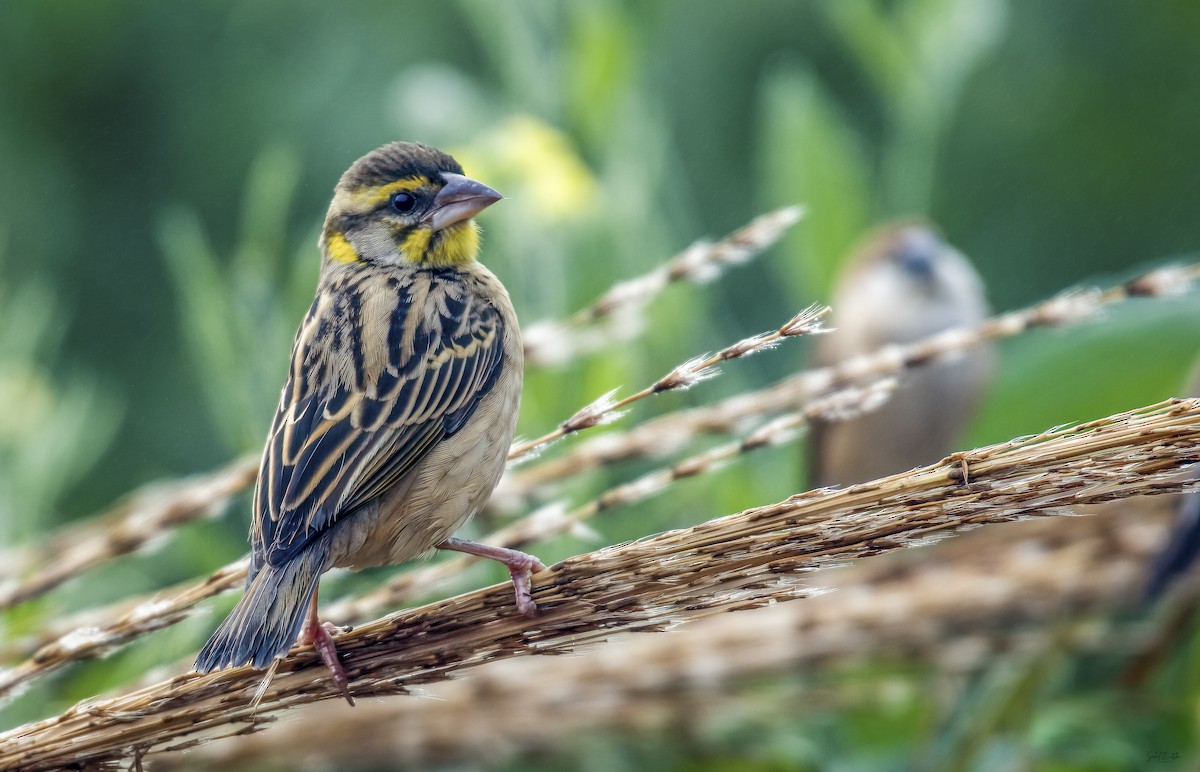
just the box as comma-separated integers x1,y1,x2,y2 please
299,593,355,706
438,538,546,617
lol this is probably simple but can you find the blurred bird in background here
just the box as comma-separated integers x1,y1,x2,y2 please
1143,358,1200,603
195,142,541,704
808,221,993,488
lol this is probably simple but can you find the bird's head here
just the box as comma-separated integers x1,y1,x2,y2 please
320,142,502,269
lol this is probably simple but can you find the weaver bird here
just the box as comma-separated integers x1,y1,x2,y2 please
195,142,541,704
808,221,992,487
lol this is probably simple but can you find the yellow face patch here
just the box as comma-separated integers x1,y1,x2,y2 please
400,227,432,258
325,231,361,264
425,221,480,267
394,221,481,267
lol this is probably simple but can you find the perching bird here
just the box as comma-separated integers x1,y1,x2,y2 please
808,221,992,488
195,142,541,704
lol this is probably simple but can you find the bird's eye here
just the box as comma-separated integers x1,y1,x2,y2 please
390,192,416,213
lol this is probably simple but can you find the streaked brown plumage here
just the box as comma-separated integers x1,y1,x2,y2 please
195,142,539,704
808,221,992,488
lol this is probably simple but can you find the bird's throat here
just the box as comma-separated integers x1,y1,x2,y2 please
405,221,480,268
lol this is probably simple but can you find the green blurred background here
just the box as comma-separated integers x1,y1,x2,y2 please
2,0,1199,768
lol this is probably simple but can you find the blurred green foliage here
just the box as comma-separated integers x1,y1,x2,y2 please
1,0,1199,768
0,249,120,544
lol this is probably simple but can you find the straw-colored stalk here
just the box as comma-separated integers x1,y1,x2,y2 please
0,373,887,697
0,307,831,693
167,496,1177,769
507,304,829,459
326,377,895,624
0,300,824,628
495,263,1200,508
6,263,1194,615
0,458,256,610
521,206,805,366
0,560,249,700
1,398,1196,770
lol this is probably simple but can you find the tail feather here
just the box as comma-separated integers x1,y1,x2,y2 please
194,553,326,672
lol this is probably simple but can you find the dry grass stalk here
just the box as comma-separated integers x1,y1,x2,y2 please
1,376,890,688
0,300,823,635
0,305,829,690
508,304,829,460
2,398,1196,770
4,261,1195,698
0,458,256,611
8,261,1192,621
4,376,888,686
0,561,249,703
328,377,897,624
495,262,1200,508
171,499,1175,769
521,206,805,367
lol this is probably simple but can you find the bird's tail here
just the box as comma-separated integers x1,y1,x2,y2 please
194,552,327,673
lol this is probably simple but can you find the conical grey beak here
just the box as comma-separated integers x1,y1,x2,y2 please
427,172,503,231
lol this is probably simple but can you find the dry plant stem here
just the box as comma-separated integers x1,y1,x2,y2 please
0,563,248,665
0,306,827,681
0,561,249,700
9,262,1193,613
6,262,1197,690
0,458,256,610
329,378,896,624
174,501,1174,769
2,399,1197,770
496,262,1200,506
522,206,805,367
508,304,829,460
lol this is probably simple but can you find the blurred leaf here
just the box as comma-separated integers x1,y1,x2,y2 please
902,0,1007,106
969,297,1200,447
759,67,871,299
456,0,565,117
158,207,259,451
158,145,317,454
1028,696,1145,770
0,242,120,540
233,142,301,281
823,0,912,99
566,1,637,149
823,0,1007,213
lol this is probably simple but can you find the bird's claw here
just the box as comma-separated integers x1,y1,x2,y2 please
302,615,355,707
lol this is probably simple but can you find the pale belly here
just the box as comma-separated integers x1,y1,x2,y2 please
327,365,521,570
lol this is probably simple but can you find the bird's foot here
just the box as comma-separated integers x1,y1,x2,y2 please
438,537,546,617
301,616,355,706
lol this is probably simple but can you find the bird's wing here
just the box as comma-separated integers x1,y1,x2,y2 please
251,278,506,569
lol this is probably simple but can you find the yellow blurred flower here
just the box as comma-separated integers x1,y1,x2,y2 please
453,115,597,222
